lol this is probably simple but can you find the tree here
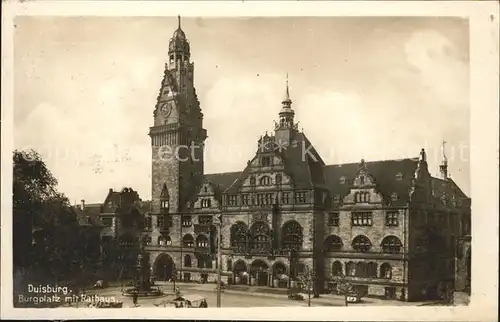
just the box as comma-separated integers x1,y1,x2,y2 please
297,265,315,307
13,149,98,285
13,149,59,267
333,273,355,306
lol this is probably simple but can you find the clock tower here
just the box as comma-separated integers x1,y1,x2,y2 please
149,16,207,218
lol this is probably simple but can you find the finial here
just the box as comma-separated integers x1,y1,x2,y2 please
178,15,181,29
442,140,448,163
285,72,290,101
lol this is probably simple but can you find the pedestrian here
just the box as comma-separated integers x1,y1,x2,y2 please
132,292,138,307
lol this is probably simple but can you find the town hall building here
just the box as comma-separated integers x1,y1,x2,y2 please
79,17,471,302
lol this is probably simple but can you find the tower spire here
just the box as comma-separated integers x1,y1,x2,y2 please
178,15,181,29
282,73,292,106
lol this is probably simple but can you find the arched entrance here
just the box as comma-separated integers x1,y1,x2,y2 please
154,253,175,282
233,260,248,285
250,259,270,286
272,262,288,288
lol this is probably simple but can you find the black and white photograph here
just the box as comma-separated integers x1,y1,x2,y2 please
1,1,498,321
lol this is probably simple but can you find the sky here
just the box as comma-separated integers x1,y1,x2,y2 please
13,16,470,203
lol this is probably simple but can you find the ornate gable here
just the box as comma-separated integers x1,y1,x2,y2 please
192,180,221,210
342,159,384,206
353,159,376,188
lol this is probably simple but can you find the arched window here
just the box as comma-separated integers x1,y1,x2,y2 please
366,262,377,278
352,235,372,252
275,173,282,185
182,234,194,248
332,261,343,276
230,221,248,252
346,261,356,276
260,176,272,186
196,234,209,248
355,262,368,277
184,255,192,267
381,236,402,253
324,235,343,252
250,221,270,253
281,220,303,251
380,263,392,279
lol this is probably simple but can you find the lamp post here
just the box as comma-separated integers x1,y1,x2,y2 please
172,267,177,294
216,214,222,308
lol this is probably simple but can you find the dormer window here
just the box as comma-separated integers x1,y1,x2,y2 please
391,193,398,202
260,176,271,186
360,176,365,185
249,175,256,186
396,172,403,181
182,215,192,227
227,195,238,206
203,186,208,193
355,192,370,203
340,176,346,184
261,156,272,167
275,173,282,185
201,199,211,208
333,195,341,205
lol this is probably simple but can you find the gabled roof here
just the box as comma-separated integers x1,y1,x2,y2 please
75,203,102,226
324,158,419,205
430,176,470,207
223,132,326,193
204,171,241,192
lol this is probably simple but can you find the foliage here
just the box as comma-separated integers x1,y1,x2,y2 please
297,266,315,306
13,149,101,285
333,273,355,306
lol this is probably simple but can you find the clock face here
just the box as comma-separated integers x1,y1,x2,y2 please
160,102,173,117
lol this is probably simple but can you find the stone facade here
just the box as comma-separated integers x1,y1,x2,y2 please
88,18,471,302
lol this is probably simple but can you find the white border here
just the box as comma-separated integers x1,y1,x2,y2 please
1,1,499,320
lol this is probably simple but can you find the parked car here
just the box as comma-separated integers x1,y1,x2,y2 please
92,280,108,289
345,291,362,304
287,288,305,301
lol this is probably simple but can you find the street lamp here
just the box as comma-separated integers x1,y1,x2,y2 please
173,267,177,294
216,214,222,308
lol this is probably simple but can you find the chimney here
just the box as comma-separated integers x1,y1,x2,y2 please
81,199,85,210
